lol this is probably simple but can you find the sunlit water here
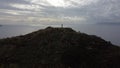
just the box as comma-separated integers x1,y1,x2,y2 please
0,24,120,46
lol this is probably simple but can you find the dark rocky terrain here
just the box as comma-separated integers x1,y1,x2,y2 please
0,27,120,68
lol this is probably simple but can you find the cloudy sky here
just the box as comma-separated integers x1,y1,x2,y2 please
0,0,120,25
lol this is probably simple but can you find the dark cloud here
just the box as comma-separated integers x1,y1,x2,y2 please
0,0,29,4
0,0,30,10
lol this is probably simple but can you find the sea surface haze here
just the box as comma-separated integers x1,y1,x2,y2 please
0,24,120,46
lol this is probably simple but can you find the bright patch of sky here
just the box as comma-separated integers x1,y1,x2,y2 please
0,0,120,25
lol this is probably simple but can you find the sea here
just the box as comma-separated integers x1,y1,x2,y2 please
0,24,120,46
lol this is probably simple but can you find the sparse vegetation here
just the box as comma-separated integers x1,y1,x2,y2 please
0,27,120,68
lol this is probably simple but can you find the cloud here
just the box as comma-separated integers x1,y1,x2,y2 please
87,0,120,23
9,3,43,12
25,0,99,8
0,0,120,25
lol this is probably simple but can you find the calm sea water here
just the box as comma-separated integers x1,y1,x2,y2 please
0,25,45,38
0,24,120,46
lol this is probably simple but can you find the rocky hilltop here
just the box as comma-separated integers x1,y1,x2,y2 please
0,27,120,68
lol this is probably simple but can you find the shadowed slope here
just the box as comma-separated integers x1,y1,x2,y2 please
0,27,120,68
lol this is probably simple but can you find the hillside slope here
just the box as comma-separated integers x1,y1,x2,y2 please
0,27,120,68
